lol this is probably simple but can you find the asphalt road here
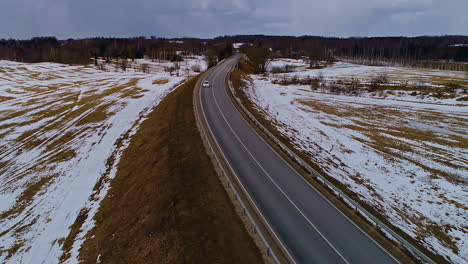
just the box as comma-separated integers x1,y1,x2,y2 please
199,54,399,264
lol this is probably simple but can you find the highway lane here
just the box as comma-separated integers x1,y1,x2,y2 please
199,54,399,264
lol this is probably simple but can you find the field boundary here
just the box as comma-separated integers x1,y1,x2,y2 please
226,58,439,264
193,61,294,264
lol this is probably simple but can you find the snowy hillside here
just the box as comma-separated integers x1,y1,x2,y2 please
0,57,206,263
243,59,468,263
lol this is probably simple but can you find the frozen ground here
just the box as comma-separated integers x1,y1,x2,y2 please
267,59,468,104
96,55,206,74
243,60,468,263
0,57,206,263
268,59,468,86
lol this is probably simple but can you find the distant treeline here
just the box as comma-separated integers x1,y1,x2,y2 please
1,35,467,70
215,35,468,62
0,37,213,65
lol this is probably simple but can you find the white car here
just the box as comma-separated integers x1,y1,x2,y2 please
202,80,210,88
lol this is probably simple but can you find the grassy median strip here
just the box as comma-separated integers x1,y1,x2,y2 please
76,76,262,263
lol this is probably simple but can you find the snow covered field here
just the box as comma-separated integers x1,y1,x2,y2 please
268,58,468,86
267,59,468,104
243,60,467,263
0,57,206,263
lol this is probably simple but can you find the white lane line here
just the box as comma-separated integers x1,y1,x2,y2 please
200,60,298,264
220,59,401,264
210,62,351,264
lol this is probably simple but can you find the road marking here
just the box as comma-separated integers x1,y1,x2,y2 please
199,60,297,264
208,61,351,264
220,60,401,264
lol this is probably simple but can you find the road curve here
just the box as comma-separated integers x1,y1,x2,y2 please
199,54,399,264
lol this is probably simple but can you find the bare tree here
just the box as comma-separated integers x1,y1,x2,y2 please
141,63,149,73
174,62,181,76
119,59,128,71
165,66,175,75
316,71,325,85
369,74,389,92
244,45,270,73
97,62,106,71
348,77,360,95
308,47,326,68
204,49,218,68
271,64,293,73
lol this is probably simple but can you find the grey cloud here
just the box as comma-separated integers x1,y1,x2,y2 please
0,0,466,39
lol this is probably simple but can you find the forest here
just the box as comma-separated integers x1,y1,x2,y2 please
0,35,467,70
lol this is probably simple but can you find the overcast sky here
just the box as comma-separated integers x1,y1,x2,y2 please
1,0,467,39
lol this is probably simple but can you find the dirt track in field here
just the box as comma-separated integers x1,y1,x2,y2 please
77,76,262,263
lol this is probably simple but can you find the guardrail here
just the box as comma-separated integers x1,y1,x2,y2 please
226,62,437,264
193,62,286,264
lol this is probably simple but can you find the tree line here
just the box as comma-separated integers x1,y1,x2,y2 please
215,35,468,61
1,35,467,71
0,36,225,65
0,36,237,70
217,35,468,71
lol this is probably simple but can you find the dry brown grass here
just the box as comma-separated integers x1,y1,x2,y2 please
76,102,113,126
274,67,468,99
0,175,54,221
59,208,89,262
0,241,25,260
46,148,77,164
5,79,144,158
2,69,201,261
0,96,14,102
72,76,262,264
118,89,141,100
298,98,467,187
152,78,169,85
